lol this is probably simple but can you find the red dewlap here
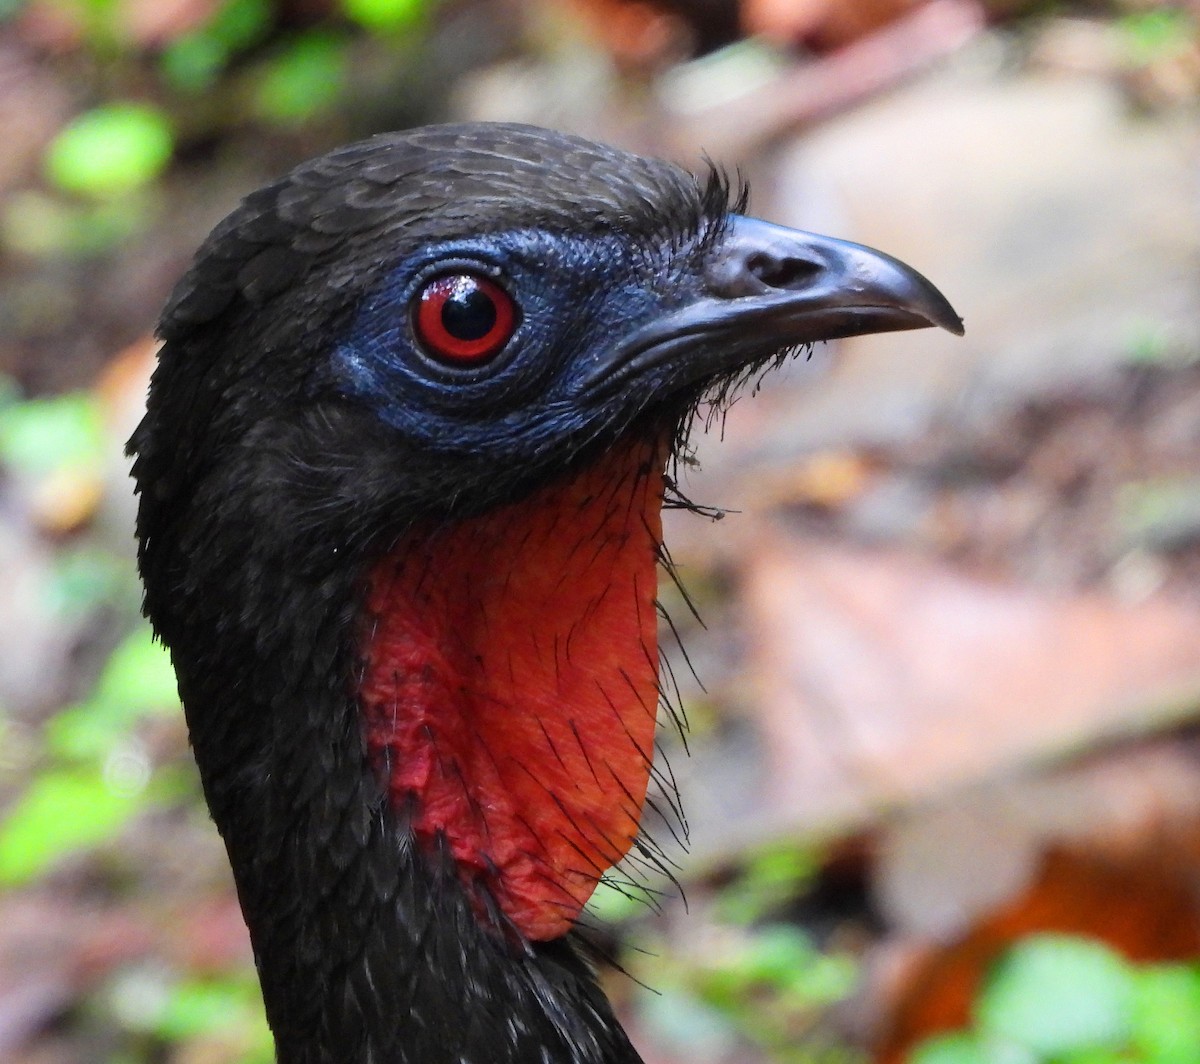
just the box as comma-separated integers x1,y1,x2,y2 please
358,438,667,940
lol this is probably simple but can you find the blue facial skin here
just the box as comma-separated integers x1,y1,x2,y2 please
332,228,704,460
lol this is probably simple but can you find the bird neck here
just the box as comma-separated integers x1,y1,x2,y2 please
357,435,666,940
172,429,668,1062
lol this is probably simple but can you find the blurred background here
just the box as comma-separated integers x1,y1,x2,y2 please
1,0,1199,1061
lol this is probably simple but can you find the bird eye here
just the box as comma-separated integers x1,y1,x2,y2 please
412,273,518,365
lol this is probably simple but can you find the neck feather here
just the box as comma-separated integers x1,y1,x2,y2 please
163,430,668,1062
359,436,667,939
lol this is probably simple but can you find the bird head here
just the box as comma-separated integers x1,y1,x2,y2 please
130,123,960,1061
136,124,957,543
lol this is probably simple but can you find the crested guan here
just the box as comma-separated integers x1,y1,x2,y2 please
129,123,961,1063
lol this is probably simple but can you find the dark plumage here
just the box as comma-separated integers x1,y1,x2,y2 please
130,122,960,1063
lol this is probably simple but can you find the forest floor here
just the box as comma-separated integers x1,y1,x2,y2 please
1,4,1198,1062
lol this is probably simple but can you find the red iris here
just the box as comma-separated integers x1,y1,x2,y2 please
413,273,517,365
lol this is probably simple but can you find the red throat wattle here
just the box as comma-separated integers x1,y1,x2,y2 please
358,437,668,940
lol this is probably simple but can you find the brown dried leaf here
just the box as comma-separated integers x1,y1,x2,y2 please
744,530,1200,828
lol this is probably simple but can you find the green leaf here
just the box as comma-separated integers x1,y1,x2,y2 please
978,935,1135,1057
0,392,103,479
911,1033,1037,1064
732,924,817,985
1124,318,1176,364
1130,964,1200,1064
781,949,858,1006
1056,1048,1127,1064
156,977,271,1049
0,767,141,884
47,548,127,619
253,33,348,125
585,877,646,924
48,628,179,760
1119,8,1197,65
160,0,273,92
910,1033,980,1064
45,104,174,199
105,970,272,1059
697,924,856,1011
1118,476,1200,553
2,190,142,257
95,628,179,711
68,0,120,44
340,0,429,33
207,0,272,49
715,841,818,924
160,34,229,93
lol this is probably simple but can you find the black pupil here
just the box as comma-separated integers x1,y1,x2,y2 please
441,280,497,341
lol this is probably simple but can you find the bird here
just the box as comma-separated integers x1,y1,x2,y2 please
128,122,961,1064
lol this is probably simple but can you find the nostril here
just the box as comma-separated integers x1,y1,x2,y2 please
747,252,824,290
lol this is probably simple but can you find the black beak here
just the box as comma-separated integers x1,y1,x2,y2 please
574,215,963,399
